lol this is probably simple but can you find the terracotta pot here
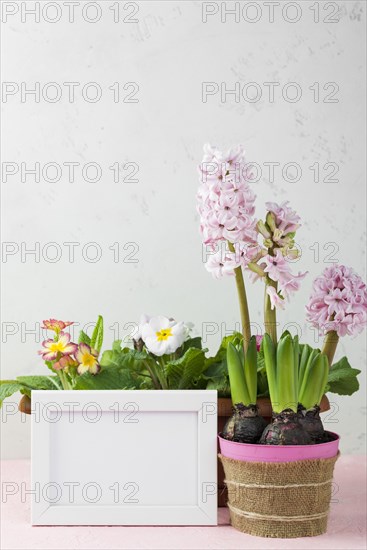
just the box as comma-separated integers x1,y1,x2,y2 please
18,394,32,414
217,394,330,507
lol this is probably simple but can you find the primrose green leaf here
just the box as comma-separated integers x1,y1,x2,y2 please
181,337,202,353
78,330,91,345
90,315,104,352
166,348,206,389
100,350,119,368
74,366,148,390
0,381,23,407
16,375,61,391
326,357,361,396
206,377,230,397
45,360,56,373
112,340,122,352
0,375,61,408
203,361,227,379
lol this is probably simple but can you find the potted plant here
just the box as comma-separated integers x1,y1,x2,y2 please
197,143,365,536
1,313,236,507
1,313,222,513
1,314,212,412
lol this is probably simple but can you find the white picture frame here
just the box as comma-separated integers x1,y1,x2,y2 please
31,390,217,525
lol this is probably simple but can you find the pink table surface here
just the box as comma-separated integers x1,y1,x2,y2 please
1,456,366,550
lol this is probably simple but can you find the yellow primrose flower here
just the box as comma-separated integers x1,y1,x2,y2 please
75,343,100,375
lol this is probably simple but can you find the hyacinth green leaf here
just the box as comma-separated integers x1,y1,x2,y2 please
237,342,245,366
299,349,319,401
317,354,330,405
293,335,299,402
244,336,257,404
262,333,277,407
276,335,296,413
257,368,269,397
298,344,312,391
227,342,250,406
298,352,319,407
299,353,328,409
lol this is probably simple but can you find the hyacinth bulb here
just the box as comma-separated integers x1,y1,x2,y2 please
222,404,267,444
298,405,325,443
260,410,312,446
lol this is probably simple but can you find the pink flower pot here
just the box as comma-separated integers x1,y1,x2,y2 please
218,432,340,462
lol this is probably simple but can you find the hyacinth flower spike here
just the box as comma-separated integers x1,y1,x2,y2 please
306,265,367,365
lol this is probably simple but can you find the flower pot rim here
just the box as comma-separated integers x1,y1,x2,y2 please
218,431,340,449
218,432,340,462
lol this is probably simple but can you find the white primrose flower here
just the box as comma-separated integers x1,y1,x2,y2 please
133,313,151,341
140,315,186,356
183,321,195,340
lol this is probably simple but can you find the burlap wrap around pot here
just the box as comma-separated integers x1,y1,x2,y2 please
219,452,339,538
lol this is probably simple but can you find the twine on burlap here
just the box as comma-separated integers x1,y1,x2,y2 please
219,452,339,538
227,504,329,522
224,478,334,489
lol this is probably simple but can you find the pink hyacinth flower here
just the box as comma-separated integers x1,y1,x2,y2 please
255,335,263,351
205,249,240,279
278,270,308,297
262,249,307,303
265,201,301,234
266,286,285,310
306,265,367,337
197,144,258,265
262,249,291,281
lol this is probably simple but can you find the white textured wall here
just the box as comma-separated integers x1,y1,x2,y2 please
1,1,366,458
